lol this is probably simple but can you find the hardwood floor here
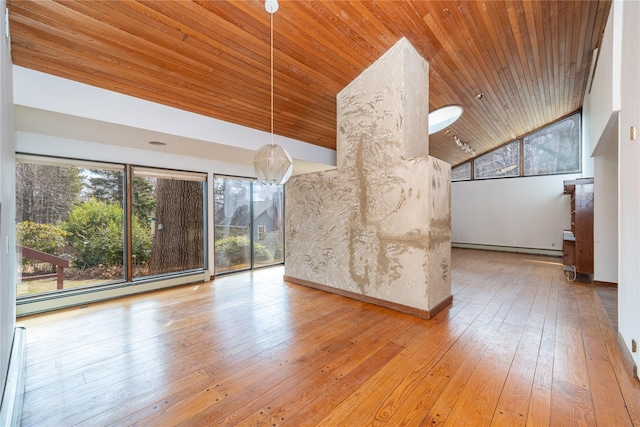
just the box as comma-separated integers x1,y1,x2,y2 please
19,249,640,426
595,284,618,331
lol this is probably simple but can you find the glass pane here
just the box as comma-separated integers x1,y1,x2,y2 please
16,160,125,297
132,167,205,278
474,141,520,179
214,177,251,274
253,182,285,267
452,162,471,181
524,113,581,176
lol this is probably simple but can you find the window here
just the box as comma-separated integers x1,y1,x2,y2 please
253,182,285,268
214,176,285,275
132,167,207,279
474,141,520,179
452,162,471,182
15,155,208,298
16,155,125,296
214,177,252,274
524,113,581,176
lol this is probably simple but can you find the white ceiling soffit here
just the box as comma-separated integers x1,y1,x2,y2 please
12,66,336,175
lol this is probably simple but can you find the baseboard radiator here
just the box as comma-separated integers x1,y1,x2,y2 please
0,325,27,427
452,242,563,257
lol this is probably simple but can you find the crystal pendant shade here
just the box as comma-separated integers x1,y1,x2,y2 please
254,143,293,185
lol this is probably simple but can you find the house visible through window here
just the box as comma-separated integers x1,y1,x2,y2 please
214,176,285,275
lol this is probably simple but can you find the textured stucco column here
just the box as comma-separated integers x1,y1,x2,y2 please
284,38,451,318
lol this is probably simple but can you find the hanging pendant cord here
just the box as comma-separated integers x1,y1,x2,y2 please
270,11,274,145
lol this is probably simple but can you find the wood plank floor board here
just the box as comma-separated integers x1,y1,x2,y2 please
311,320,465,426
577,285,634,427
23,300,363,425
23,284,345,395
525,271,561,427
417,261,531,426
184,308,412,426
550,282,597,426
230,316,414,426
382,302,526,426
433,263,544,425
417,317,508,427
360,258,540,425
18,249,640,426
73,303,378,426
114,305,409,427
489,265,553,426
590,280,640,425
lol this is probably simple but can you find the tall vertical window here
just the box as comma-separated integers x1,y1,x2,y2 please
524,113,581,176
16,155,125,296
132,168,206,278
253,182,285,267
214,177,252,274
214,176,284,275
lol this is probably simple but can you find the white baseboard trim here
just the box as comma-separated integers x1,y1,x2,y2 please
0,325,27,427
452,242,563,257
16,271,209,317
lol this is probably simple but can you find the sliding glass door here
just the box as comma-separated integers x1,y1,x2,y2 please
15,154,208,298
131,167,207,279
16,155,126,296
214,177,252,274
252,182,284,267
214,176,284,275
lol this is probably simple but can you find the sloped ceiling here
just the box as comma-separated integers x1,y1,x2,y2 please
7,0,610,166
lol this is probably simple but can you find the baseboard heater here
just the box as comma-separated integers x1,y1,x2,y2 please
452,242,563,257
0,325,27,427
16,270,208,317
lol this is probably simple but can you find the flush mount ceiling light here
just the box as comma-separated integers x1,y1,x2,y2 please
253,0,293,186
474,92,485,100
428,105,463,135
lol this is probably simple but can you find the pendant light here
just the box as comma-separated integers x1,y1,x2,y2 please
254,0,293,186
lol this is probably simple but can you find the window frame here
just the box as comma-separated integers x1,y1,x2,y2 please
451,111,582,182
15,153,208,299
522,112,582,177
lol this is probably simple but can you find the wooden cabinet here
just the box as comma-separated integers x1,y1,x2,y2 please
562,178,594,280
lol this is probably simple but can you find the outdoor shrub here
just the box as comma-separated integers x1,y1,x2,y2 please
62,199,151,268
16,221,69,265
215,236,271,267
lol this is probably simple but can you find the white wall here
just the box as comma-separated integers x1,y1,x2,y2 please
587,2,622,157
617,0,640,367
0,0,16,402
593,116,619,284
451,174,579,251
584,0,640,367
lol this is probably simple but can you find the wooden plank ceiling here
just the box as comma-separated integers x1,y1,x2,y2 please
7,0,611,166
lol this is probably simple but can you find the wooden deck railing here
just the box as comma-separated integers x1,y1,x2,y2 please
18,245,70,289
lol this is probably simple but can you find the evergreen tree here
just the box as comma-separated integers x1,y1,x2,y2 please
16,162,83,224
86,169,156,220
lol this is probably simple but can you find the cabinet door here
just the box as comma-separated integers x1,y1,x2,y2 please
574,183,594,274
